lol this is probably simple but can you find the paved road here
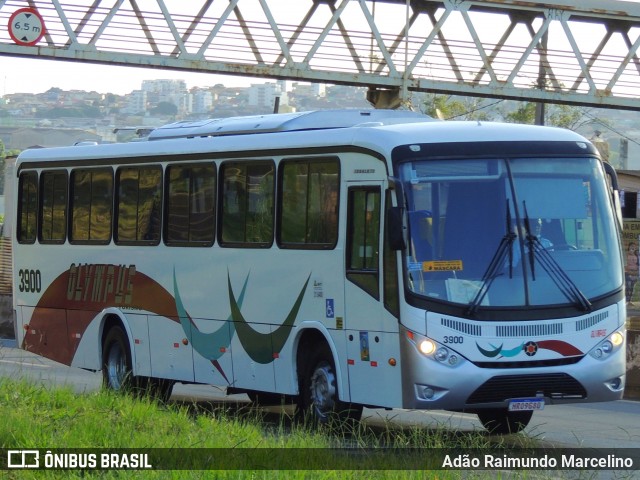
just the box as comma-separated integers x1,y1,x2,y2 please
1,344,639,450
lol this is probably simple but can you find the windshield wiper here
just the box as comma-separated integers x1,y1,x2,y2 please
522,203,592,312
467,201,516,316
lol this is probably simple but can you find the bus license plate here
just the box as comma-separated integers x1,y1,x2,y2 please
508,398,545,411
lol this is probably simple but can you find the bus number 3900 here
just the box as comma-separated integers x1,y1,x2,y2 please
18,269,42,293
443,336,464,344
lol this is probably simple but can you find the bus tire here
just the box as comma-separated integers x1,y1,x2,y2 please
144,377,174,403
102,325,134,393
476,408,533,434
297,344,363,425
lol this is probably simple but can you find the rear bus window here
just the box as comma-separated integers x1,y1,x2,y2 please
17,171,38,244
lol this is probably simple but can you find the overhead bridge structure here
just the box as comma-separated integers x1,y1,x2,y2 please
1,0,640,109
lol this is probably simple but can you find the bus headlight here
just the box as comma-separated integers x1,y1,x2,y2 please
589,330,624,360
419,339,436,355
610,331,624,347
407,330,464,368
435,347,449,362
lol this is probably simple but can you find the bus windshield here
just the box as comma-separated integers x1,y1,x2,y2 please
398,156,623,309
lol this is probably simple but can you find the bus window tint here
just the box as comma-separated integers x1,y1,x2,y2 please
279,158,339,248
347,187,381,299
70,168,113,243
116,166,162,244
18,171,38,244
220,162,274,246
40,171,68,243
165,163,215,245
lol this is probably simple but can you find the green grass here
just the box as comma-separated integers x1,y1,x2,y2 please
0,379,545,479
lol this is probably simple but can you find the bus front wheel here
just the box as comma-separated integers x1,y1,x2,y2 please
476,408,533,434
102,325,134,393
298,346,362,425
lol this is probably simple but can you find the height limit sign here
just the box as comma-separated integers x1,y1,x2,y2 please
9,8,46,46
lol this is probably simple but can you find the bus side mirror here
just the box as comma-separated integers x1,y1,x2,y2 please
388,206,407,251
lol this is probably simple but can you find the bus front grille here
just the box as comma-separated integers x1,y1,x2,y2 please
473,356,582,369
466,373,587,404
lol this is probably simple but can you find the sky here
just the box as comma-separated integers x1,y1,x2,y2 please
0,56,254,96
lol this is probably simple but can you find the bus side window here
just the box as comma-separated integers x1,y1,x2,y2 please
219,161,274,247
165,163,216,246
70,168,113,244
115,166,162,245
278,158,339,249
18,171,38,244
346,187,381,299
40,170,68,244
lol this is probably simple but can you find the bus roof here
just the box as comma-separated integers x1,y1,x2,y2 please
15,111,595,166
146,109,432,140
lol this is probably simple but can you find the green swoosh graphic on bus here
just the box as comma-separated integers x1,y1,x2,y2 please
476,342,503,358
173,268,249,361
228,272,311,364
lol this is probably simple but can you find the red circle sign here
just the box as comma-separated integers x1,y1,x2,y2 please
8,8,46,47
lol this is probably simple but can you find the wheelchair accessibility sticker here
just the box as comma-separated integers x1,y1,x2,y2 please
326,299,334,318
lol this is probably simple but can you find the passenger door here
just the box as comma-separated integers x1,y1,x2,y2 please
344,183,401,408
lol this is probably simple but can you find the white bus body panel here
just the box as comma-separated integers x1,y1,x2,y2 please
126,313,152,378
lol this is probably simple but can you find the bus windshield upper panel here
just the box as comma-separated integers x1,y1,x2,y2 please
398,156,622,309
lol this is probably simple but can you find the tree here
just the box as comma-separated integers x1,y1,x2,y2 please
105,93,118,104
36,105,101,118
547,104,602,131
503,101,603,131
150,101,178,116
504,102,537,124
421,94,492,121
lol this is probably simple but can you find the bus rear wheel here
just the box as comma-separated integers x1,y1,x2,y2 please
298,346,363,425
143,377,174,403
477,408,533,434
102,325,134,393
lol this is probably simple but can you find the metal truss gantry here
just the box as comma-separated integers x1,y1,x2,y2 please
1,0,640,109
